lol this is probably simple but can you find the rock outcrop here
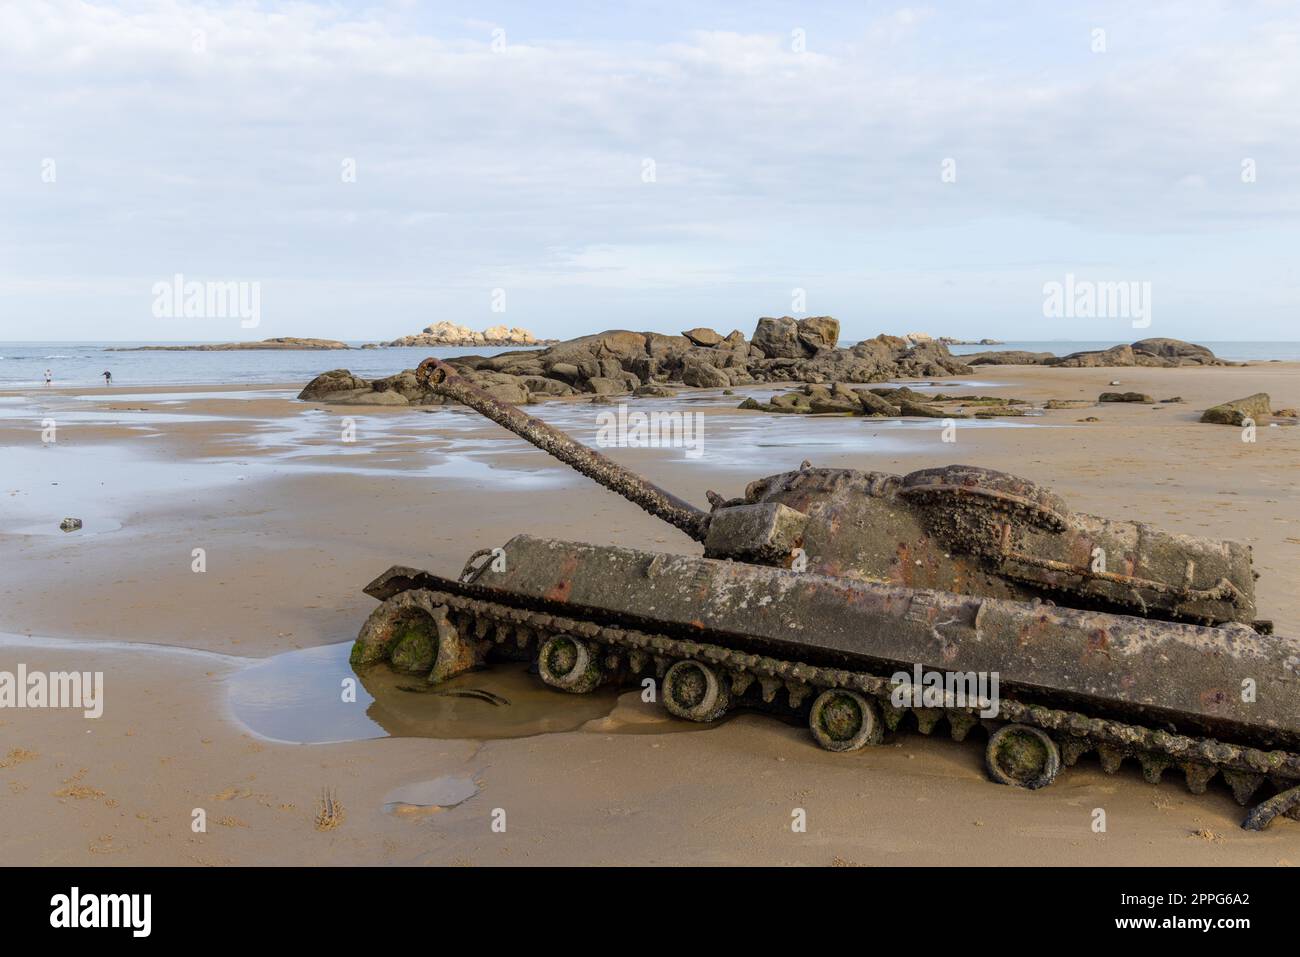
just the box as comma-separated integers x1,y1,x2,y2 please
1048,339,1228,368
966,351,1055,366
903,334,1002,345
298,318,974,407
1131,338,1218,363
1200,393,1272,426
962,338,1228,368
378,322,553,348
738,385,1029,418
1099,391,1154,403
1049,344,1137,368
112,337,350,351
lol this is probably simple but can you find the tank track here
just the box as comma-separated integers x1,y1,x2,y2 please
387,585,1300,830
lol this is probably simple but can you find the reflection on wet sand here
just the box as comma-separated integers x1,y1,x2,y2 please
227,642,624,744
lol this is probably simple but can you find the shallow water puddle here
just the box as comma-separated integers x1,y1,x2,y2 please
227,642,620,744
383,775,480,814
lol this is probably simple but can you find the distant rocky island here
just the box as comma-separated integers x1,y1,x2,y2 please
368,321,556,348
111,337,350,351
111,323,554,352
904,333,1003,346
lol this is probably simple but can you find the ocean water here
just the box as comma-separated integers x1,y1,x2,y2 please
1,340,1297,389
0,343,525,388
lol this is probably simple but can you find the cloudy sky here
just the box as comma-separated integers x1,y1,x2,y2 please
2,0,1298,343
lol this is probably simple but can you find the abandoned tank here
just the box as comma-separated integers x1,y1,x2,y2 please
351,358,1300,829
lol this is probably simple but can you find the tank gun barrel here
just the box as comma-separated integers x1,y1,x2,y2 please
417,358,710,542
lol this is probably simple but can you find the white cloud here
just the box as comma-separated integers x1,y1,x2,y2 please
1,0,1298,340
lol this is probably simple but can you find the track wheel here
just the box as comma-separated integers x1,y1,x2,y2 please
662,660,731,722
808,689,882,752
537,635,603,694
352,590,477,683
985,724,1061,790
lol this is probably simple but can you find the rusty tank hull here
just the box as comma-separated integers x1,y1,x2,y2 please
346,358,1300,828
355,536,1300,829
366,535,1300,751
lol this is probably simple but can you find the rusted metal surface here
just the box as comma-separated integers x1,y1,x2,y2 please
416,357,709,541
387,534,1300,749
996,525,1247,608
1242,784,1300,830
358,563,1300,827
741,465,1257,625
899,465,1071,530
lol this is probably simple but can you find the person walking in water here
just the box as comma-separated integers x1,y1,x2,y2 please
44,369,52,386
102,370,112,386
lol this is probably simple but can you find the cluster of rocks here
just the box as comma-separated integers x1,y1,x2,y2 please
907,334,1003,345
738,385,1030,418
371,322,553,349
1098,391,1156,403
299,317,975,407
967,338,1227,367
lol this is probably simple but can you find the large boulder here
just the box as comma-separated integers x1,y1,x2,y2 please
1131,338,1216,364
751,317,805,359
769,392,812,413
544,330,649,366
855,390,901,416
1099,391,1154,403
1201,393,1271,425
643,332,693,362
519,375,578,397
966,350,1054,366
462,371,531,404
805,384,860,414
1047,344,1135,367
895,342,973,378
681,327,724,347
585,377,628,396
898,399,949,418
346,390,410,406
299,369,370,400
796,316,840,353
681,360,731,389
370,370,428,401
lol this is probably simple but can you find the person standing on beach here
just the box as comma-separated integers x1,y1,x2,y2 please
102,370,112,386
44,369,52,386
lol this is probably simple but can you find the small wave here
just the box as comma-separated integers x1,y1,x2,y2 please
44,354,73,359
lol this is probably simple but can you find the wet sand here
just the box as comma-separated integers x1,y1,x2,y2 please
1,362,1297,864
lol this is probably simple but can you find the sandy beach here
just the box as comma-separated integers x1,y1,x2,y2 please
1,361,1298,865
